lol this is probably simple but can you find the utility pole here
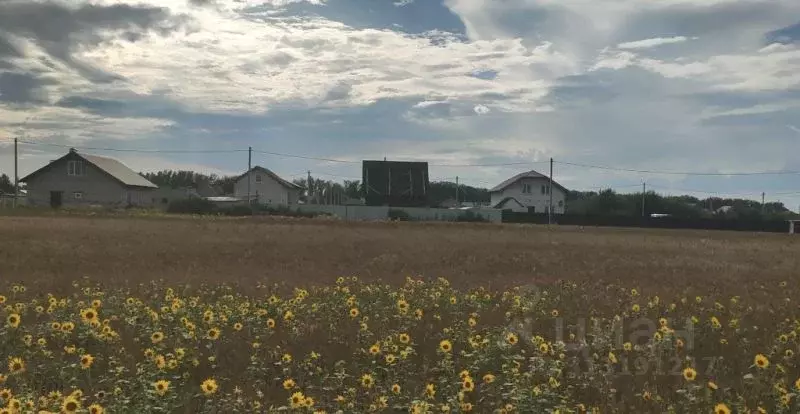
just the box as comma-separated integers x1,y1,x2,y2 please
307,170,312,203
641,182,646,217
548,158,553,225
247,146,252,210
13,138,18,208
761,192,765,215
455,176,459,207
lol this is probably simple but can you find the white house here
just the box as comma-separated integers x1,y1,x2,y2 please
489,170,568,213
233,166,302,206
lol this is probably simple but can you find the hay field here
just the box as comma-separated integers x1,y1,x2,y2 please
1,215,797,291
0,216,799,413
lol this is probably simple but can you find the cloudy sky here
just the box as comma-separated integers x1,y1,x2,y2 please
1,0,799,206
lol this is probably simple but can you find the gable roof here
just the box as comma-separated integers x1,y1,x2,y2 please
489,170,568,193
235,166,302,190
20,149,157,189
493,196,526,209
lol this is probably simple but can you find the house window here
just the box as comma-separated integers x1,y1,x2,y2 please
255,175,262,183
73,192,83,200
67,160,85,176
541,185,550,195
558,200,564,207
522,183,532,193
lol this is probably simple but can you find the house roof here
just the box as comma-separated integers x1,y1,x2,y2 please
493,196,526,209
20,149,157,189
489,170,568,193
235,166,302,190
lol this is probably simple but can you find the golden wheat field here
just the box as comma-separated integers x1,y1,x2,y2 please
0,215,799,413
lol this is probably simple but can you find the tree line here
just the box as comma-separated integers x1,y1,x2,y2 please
135,169,795,219
138,169,491,206
566,189,796,220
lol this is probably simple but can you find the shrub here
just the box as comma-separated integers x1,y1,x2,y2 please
166,198,217,215
456,210,487,222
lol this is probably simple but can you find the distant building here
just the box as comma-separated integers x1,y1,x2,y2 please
233,166,302,206
150,186,201,208
438,198,460,209
489,170,567,214
20,148,157,208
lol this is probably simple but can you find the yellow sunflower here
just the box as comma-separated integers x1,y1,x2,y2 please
88,403,104,414
80,354,94,370
151,332,164,344
80,308,98,323
8,357,24,375
6,313,20,328
439,340,453,353
505,332,519,346
369,343,381,355
682,367,697,381
206,327,221,340
154,380,170,396
290,392,305,409
201,378,218,396
397,299,409,314
754,354,769,369
61,397,81,414
714,403,731,414
361,374,374,388
462,378,475,392
425,383,436,399
392,384,401,394
283,379,296,390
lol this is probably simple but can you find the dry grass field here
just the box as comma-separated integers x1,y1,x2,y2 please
1,215,799,413
1,215,798,292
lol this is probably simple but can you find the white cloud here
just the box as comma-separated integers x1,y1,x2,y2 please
700,102,800,119
617,36,691,50
473,104,490,115
0,106,172,142
590,50,637,71
72,5,578,114
3,0,800,204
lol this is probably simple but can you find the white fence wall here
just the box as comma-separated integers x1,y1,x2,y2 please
289,204,502,223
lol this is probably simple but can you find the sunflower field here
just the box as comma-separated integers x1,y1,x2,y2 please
0,276,798,414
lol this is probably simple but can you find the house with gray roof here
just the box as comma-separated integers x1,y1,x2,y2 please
489,170,568,214
20,148,157,208
233,166,302,206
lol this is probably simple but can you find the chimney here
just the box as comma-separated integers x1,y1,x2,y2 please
69,147,77,153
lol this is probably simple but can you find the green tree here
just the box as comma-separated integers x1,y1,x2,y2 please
0,173,13,194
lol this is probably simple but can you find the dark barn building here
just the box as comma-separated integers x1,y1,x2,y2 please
362,160,429,207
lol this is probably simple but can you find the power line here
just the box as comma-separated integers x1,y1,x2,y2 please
253,149,360,164
556,160,800,176
17,140,246,154
431,161,548,167
647,184,759,197
13,138,800,177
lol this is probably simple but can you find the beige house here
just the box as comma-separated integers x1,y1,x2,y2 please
20,148,157,208
233,166,302,206
489,170,568,213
